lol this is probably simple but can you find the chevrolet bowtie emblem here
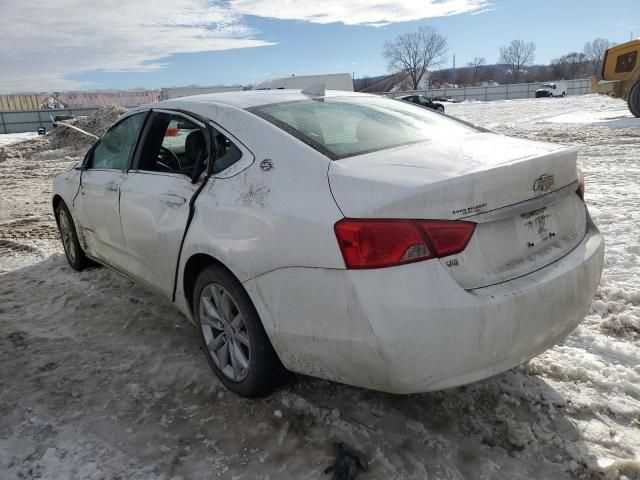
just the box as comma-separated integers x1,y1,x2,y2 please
533,174,555,193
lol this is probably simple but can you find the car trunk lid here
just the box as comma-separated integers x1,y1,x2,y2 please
328,132,586,289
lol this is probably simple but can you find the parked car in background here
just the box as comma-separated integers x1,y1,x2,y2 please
53,89,603,398
431,96,460,103
535,82,568,98
399,94,445,112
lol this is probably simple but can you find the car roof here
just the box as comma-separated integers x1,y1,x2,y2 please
149,89,369,110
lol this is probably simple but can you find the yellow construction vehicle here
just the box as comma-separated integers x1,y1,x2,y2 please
591,39,640,117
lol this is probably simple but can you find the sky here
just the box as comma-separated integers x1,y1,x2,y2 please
0,0,637,93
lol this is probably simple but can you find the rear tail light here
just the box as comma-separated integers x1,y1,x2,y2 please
576,169,585,201
334,219,476,269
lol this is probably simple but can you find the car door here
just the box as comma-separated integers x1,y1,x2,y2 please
118,110,212,298
77,112,147,267
418,96,433,109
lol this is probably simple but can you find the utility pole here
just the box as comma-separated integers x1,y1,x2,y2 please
453,54,456,87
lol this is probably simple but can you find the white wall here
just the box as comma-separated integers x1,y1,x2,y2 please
253,74,354,91
160,86,243,100
383,79,591,101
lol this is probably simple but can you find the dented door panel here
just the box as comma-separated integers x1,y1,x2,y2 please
77,170,129,267
119,171,197,298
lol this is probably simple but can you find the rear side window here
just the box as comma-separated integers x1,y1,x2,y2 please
89,113,145,170
249,97,476,160
212,131,242,174
615,51,637,73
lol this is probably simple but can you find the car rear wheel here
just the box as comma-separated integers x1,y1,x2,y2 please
629,81,640,118
193,265,286,397
55,201,90,271
561,92,566,97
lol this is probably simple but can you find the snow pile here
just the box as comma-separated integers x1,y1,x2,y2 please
0,135,51,163
1,94,639,479
0,132,38,148
0,105,126,163
48,104,127,151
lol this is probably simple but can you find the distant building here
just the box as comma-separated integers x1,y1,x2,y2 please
160,86,244,100
253,73,353,91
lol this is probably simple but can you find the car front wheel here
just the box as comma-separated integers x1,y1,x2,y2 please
629,81,640,117
55,201,90,271
437,106,445,113
193,265,286,397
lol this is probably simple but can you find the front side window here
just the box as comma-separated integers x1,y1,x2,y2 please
615,51,637,73
249,96,477,160
89,113,145,170
138,114,207,176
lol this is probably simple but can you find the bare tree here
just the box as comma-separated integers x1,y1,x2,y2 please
551,52,589,79
499,40,536,83
453,69,472,87
584,38,614,75
427,71,448,89
383,26,448,91
467,57,486,85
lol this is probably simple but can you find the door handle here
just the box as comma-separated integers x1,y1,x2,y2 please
160,194,187,207
105,182,118,192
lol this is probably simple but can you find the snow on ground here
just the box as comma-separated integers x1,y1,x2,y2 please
0,132,38,147
0,94,639,480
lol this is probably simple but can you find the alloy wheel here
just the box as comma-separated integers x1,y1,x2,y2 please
199,283,251,382
58,209,76,263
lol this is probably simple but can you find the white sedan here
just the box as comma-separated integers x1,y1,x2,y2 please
52,89,604,397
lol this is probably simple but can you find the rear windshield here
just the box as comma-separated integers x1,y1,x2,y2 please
248,96,478,160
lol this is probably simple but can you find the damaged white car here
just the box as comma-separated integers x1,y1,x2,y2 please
52,89,604,397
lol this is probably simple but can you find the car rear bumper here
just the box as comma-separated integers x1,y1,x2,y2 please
244,215,604,394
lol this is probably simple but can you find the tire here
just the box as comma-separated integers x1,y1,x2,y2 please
55,201,91,271
193,265,286,397
561,92,566,97
629,81,640,118
437,106,445,113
